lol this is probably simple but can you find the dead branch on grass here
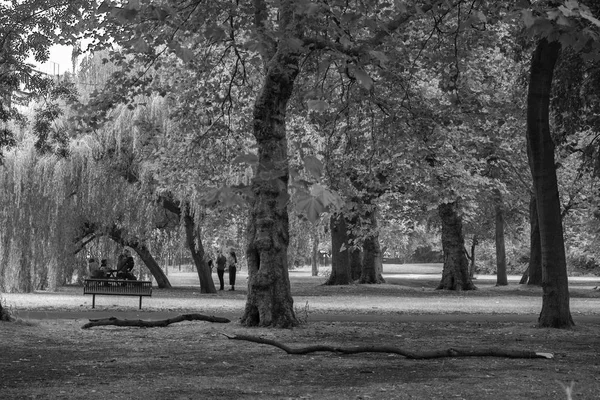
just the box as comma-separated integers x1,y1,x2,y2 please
223,333,554,360
82,314,230,329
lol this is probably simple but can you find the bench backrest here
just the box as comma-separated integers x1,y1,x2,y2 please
84,279,152,295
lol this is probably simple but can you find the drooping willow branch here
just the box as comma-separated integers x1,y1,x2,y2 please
223,334,554,360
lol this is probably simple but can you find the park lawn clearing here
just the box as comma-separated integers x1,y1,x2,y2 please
2,268,600,399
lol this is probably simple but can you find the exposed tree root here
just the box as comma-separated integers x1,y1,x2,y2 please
223,334,554,360
82,313,230,329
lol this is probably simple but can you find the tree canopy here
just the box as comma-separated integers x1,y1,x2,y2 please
1,0,600,328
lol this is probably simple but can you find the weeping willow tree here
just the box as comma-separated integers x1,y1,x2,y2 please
0,131,165,292
0,90,249,293
0,41,259,293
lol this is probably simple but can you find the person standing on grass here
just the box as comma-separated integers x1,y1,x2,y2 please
216,250,227,291
227,250,238,291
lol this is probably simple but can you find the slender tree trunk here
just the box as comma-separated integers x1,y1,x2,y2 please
468,235,478,279
495,202,508,286
311,230,319,277
183,207,216,294
437,203,476,291
131,245,170,287
241,16,300,327
526,38,573,328
18,242,33,293
325,213,352,285
108,229,172,289
528,193,543,286
359,208,385,284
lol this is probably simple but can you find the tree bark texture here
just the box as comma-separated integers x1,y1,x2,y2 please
325,213,352,285
437,203,475,290
183,208,216,294
346,214,363,281
108,228,171,289
528,193,543,286
241,19,301,327
526,38,573,328
360,208,385,284
495,202,508,286
349,247,363,281
225,334,554,360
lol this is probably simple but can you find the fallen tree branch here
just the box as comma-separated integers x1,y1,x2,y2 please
82,313,230,329
223,334,553,360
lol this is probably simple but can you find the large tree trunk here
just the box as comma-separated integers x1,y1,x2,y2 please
359,208,385,284
183,207,216,294
437,203,476,291
325,213,352,285
528,193,543,286
526,38,573,328
108,228,171,289
241,16,300,327
495,201,508,286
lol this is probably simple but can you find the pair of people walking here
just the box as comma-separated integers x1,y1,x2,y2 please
216,249,238,291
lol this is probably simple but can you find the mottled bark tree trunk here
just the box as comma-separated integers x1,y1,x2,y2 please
349,247,363,281
183,208,216,294
495,202,508,286
359,208,385,284
345,214,363,281
437,203,476,291
526,38,573,328
241,5,301,326
325,213,352,285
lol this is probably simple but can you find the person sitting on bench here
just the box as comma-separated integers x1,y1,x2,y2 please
89,258,106,278
116,249,137,280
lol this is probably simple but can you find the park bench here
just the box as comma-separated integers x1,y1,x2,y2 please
83,279,152,309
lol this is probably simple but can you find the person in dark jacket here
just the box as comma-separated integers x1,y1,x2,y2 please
227,250,238,291
116,249,136,280
216,250,227,291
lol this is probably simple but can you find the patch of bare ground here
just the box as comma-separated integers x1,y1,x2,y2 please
2,317,600,399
